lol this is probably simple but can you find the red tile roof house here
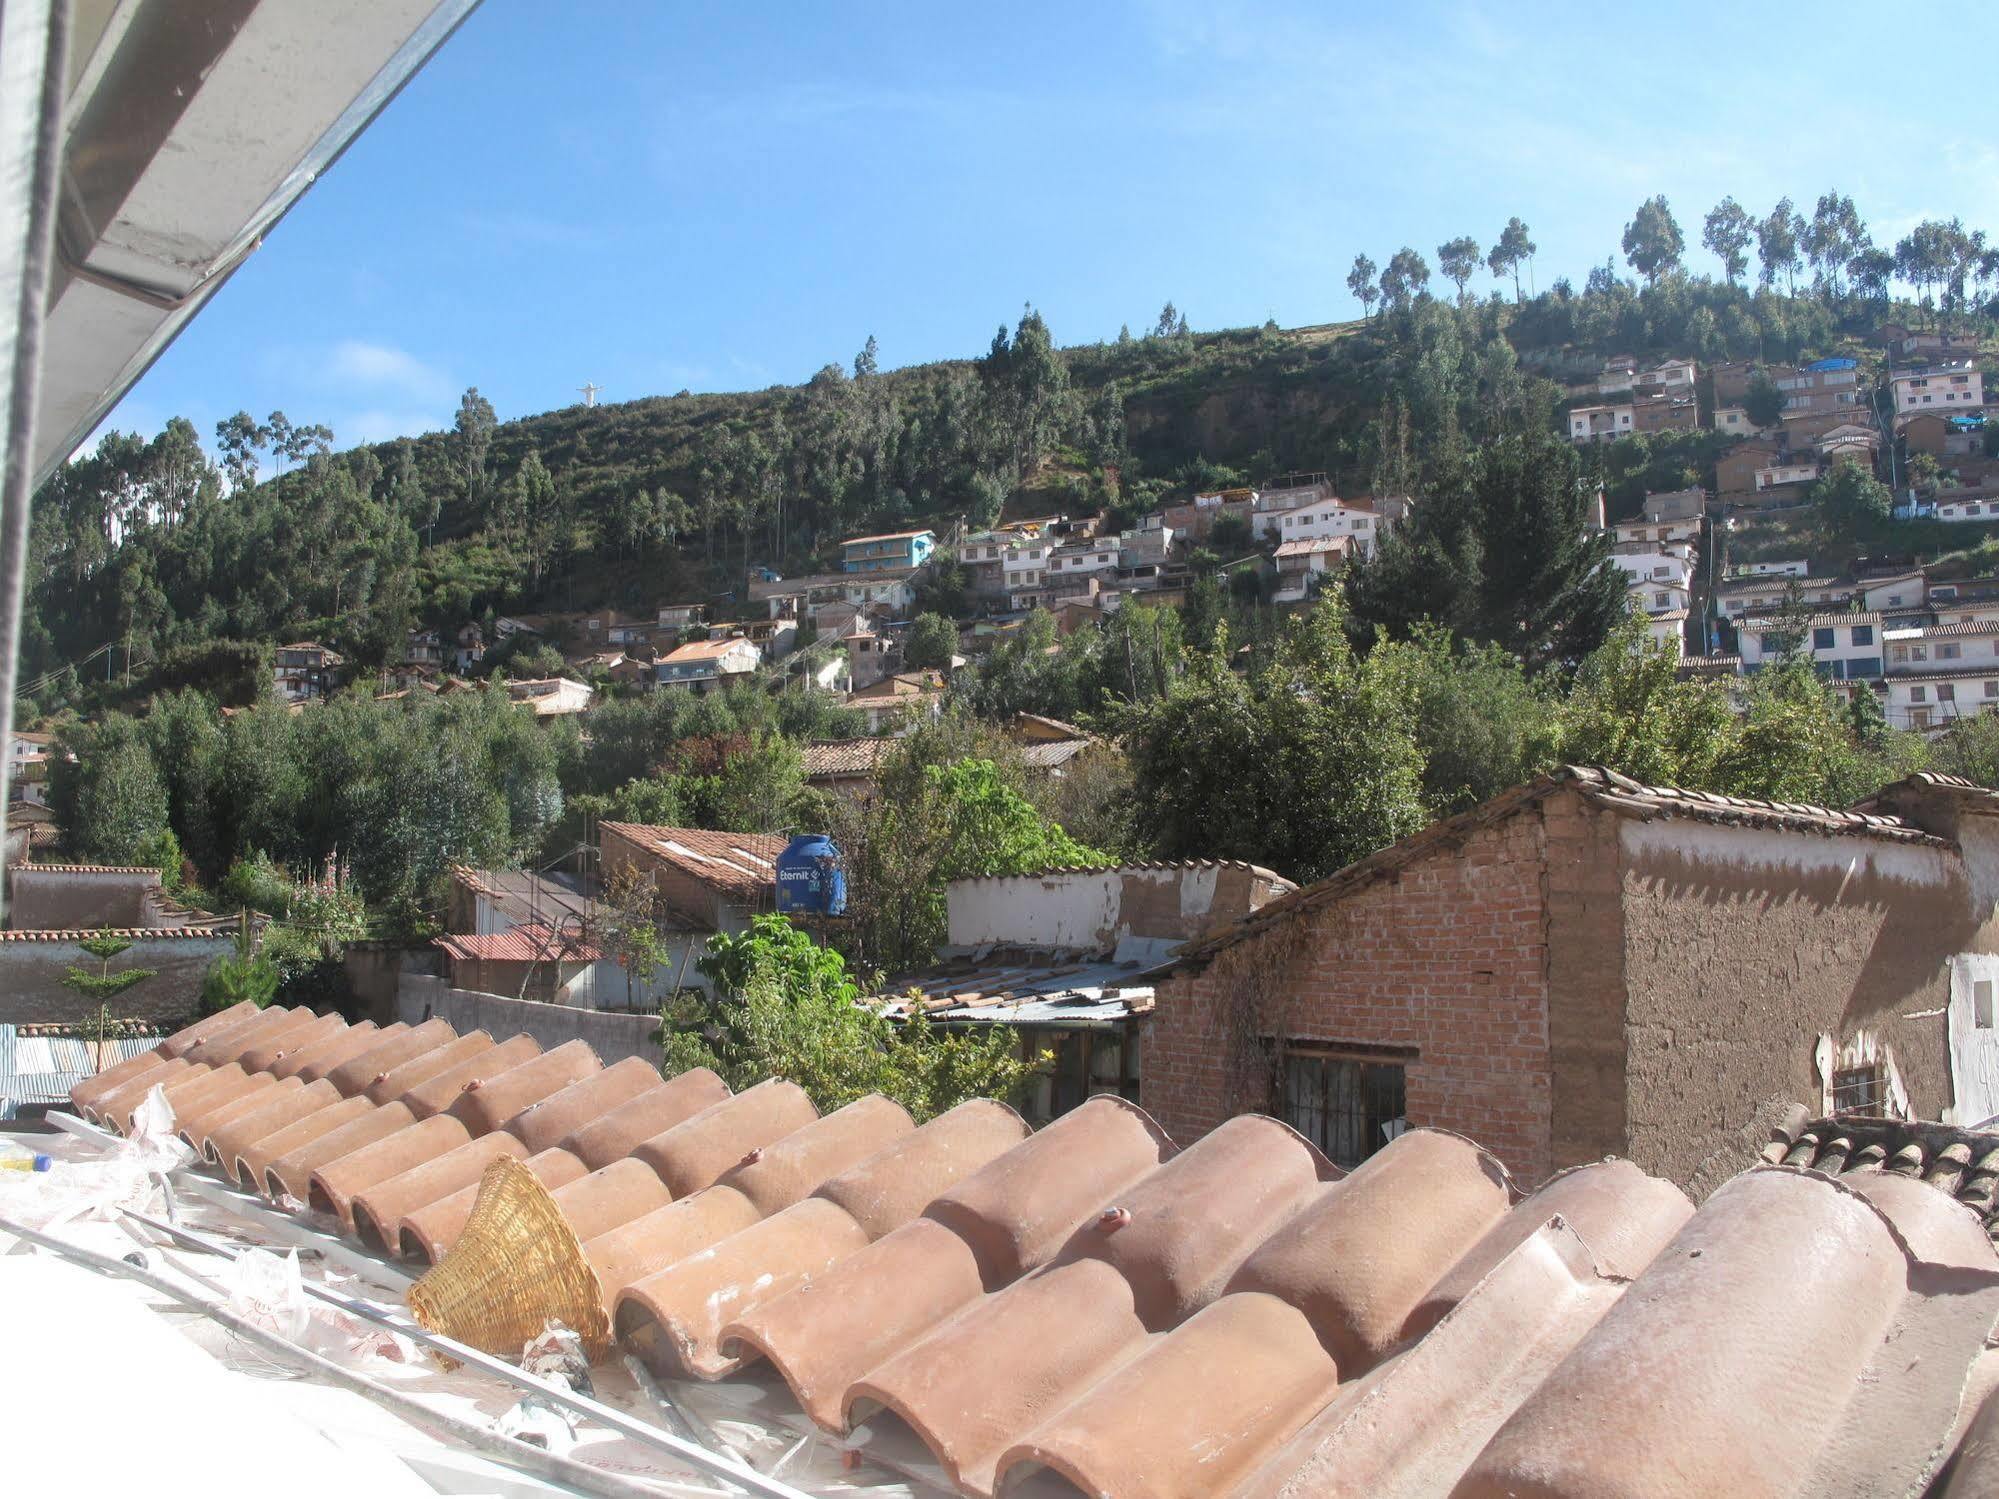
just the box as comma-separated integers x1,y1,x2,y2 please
1144,766,1999,1196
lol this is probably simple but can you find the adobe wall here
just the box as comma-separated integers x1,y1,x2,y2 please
400,975,663,1068
1616,818,1976,1198
0,932,231,1024
600,826,730,931
1541,793,1632,1173
1146,811,1557,1183
7,867,160,930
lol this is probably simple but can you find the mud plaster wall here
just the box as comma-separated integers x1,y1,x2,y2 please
1148,813,1555,1182
1616,817,1981,1198
6,867,160,930
399,975,664,1067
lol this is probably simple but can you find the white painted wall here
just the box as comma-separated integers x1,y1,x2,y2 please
1946,952,1999,1126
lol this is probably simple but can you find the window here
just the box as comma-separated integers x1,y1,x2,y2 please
1852,626,1873,646
1986,681,1997,699
1978,980,1995,1030
1942,643,1963,661
1654,593,1670,608
1891,645,1908,664
1912,643,1929,661
1911,686,1929,702
1940,683,1957,702
1813,628,1835,650
1279,1050,1406,1169
1831,1065,1886,1114
1971,506,1984,517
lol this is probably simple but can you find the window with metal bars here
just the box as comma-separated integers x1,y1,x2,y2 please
1831,1064,1885,1114
1279,1050,1407,1168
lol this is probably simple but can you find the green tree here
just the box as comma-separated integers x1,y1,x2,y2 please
200,932,281,1013
1346,253,1380,318
1379,248,1431,311
1488,218,1536,300
1375,624,1558,816
60,931,158,1003
49,717,170,863
1812,457,1892,537
1436,236,1482,304
1758,198,1804,293
668,913,1034,1120
1348,427,1626,669
903,612,959,671
454,387,497,510
1702,197,1755,285
1743,373,1785,428
1110,596,1427,882
1803,191,1866,299
1621,196,1685,285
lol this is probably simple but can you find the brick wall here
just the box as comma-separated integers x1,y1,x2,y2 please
1542,792,1631,1171
0,931,232,1024
1146,811,1558,1185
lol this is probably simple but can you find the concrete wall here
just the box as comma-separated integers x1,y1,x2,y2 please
1616,815,1976,1197
1146,812,1556,1183
399,974,664,1068
7,866,160,929
0,931,232,1024
342,941,440,1026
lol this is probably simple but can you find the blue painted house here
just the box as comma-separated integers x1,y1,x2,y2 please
841,528,935,574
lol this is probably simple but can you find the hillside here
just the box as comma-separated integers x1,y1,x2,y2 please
17,250,1995,717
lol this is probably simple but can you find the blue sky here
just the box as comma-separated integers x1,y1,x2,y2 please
99,0,1999,457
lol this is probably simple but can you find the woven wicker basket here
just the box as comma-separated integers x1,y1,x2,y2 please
406,1154,611,1360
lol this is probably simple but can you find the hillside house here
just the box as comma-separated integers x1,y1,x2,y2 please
598,822,788,997
847,670,947,733
1629,578,1691,617
841,528,935,574
1937,490,1999,523
1645,609,1688,656
1567,402,1633,443
1713,405,1761,435
1737,612,1882,679
1047,538,1120,579
1893,362,1984,420
503,676,594,718
1164,489,1255,542
1879,323,1983,361
1118,518,1173,567
404,628,445,669
274,642,342,703
655,603,708,630
1611,548,1694,596
1273,536,1350,602
1599,355,1696,397
1262,496,1380,558
433,925,603,1005
656,636,761,692
1733,559,1811,578
1776,358,1866,416
1877,670,1999,732
1142,766,1999,1193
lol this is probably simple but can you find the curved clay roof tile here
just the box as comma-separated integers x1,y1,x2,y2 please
207,1081,341,1182
349,1131,528,1257
364,1030,495,1107
324,1019,458,1097
631,1079,819,1199
560,1066,732,1169
507,1056,664,1156
447,1038,601,1138
400,1033,541,1118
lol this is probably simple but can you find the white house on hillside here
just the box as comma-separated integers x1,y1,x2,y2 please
1260,496,1381,557
656,636,762,692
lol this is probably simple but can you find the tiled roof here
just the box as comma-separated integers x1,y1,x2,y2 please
8,862,160,876
662,638,756,663
801,739,895,778
433,925,602,964
1763,1108,1999,1238
67,1006,1999,1499
1903,620,1999,639
842,529,934,546
849,672,945,701
600,822,785,901
0,924,232,941
1159,766,1949,976
1273,537,1349,559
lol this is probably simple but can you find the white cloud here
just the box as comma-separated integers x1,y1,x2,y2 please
325,340,455,406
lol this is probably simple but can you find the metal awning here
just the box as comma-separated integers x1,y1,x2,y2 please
32,0,482,486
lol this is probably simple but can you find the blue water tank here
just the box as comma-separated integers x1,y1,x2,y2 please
775,834,847,917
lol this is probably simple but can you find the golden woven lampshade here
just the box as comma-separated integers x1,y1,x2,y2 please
406,1153,612,1359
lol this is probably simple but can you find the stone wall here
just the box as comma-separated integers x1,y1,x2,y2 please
398,974,663,1068
0,930,232,1025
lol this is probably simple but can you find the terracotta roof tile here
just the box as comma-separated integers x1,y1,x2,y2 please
70,1003,1999,1499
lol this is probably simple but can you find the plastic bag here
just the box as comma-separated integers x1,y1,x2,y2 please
225,1247,313,1342
0,1083,190,1232
495,1319,590,1452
